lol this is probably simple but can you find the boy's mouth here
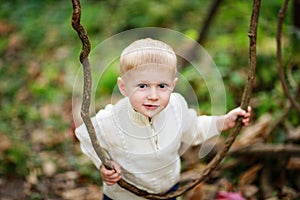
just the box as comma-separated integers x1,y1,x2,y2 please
143,104,160,110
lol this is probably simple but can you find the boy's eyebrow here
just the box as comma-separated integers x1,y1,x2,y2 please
135,81,172,85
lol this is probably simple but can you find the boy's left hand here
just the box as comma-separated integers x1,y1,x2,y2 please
223,106,252,130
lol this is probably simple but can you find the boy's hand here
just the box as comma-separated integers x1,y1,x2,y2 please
100,161,122,186
219,106,252,131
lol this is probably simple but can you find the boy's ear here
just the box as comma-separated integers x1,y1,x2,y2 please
171,77,178,91
117,77,127,96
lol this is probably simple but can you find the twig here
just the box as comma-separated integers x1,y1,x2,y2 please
178,0,223,70
184,0,261,187
196,0,223,45
260,164,274,199
229,143,300,157
277,0,300,117
267,73,300,139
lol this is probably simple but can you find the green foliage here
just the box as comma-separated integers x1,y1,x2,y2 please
0,0,298,196
1,142,30,176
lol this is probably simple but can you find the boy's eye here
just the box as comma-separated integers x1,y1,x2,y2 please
159,83,167,88
138,84,147,89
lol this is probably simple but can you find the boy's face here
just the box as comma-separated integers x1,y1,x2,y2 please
118,66,177,118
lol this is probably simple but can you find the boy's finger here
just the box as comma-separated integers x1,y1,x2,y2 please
242,118,250,125
103,169,116,176
103,177,120,183
112,161,121,173
104,175,120,182
103,175,121,185
247,106,252,112
107,172,121,179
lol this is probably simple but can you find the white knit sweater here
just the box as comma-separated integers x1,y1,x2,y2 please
75,93,220,199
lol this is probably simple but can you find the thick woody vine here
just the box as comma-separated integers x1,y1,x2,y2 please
277,0,300,117
71,0,260,199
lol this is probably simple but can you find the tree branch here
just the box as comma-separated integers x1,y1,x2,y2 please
183,0,261,187
229,143,300,157
71,0,114,170
267,81,300,138
277,0,300,117
178,0,223,70
196,0,223,45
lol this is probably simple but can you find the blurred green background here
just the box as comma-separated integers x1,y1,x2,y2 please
0,0,299,199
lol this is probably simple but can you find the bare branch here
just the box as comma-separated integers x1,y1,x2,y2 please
266,67,300,138
71,0,114,170
199,0,261,183
277,0,300,116
178,0,223,70
196,0,223,45
229,143,300,157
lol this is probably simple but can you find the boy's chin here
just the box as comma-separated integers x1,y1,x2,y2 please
143,109,162,118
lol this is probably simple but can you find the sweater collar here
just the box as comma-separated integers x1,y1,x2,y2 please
127,98,152,126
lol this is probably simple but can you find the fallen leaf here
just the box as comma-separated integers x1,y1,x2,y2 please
281,186,299,199
0,20,15,36
285,122,300,142
7,33,23,55
0,133,12,153
185,183,218,200
287,157,300,170
42,160,57,177
240,185,258,199
238,164,262,187
62,185,102,200
26,168,41,185
216,191,245,200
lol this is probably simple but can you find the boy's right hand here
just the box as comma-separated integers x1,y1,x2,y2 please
100,161,122,186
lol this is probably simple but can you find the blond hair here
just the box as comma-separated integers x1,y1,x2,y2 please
120,38,177,76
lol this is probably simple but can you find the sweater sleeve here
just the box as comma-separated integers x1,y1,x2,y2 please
173,93,220,146
75,117,102,169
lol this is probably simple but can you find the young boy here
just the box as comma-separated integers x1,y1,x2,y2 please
75,38,251,200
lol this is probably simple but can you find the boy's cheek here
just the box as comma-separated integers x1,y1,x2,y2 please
126,88,142,98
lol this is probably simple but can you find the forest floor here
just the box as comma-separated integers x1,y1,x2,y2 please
1,114,300,200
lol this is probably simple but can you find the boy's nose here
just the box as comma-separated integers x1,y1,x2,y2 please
148,87,159,100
